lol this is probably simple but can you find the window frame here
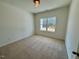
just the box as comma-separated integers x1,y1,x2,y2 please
40,18,47,31
40,17,56,32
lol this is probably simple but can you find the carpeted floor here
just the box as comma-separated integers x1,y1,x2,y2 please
0,35,68,59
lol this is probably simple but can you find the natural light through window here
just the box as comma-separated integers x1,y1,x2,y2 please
40,17,56,32
40,18,47,31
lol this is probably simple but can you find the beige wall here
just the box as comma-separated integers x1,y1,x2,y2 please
0,2,34,47
34,6,69,40
65,0,79,59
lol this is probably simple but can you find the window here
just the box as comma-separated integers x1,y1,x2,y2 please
40,18,47,31
40,17,56,32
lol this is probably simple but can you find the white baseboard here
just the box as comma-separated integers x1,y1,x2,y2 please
0,34,33,48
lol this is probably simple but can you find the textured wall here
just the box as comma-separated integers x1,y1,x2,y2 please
65,0,79,59
34,6,69,40
0,2,34,47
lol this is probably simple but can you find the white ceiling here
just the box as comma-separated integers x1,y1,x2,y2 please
0,0,71,13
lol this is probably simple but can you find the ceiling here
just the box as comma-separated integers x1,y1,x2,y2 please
0,0,71,13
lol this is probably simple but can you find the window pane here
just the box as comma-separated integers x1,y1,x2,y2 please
47,17,56,32
40,18,47,31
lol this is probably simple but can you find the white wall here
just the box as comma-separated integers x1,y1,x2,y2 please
34,6,69,40
0,2,34,47
65,0,79,59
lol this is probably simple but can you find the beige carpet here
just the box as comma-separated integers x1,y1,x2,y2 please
0,35,68,59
